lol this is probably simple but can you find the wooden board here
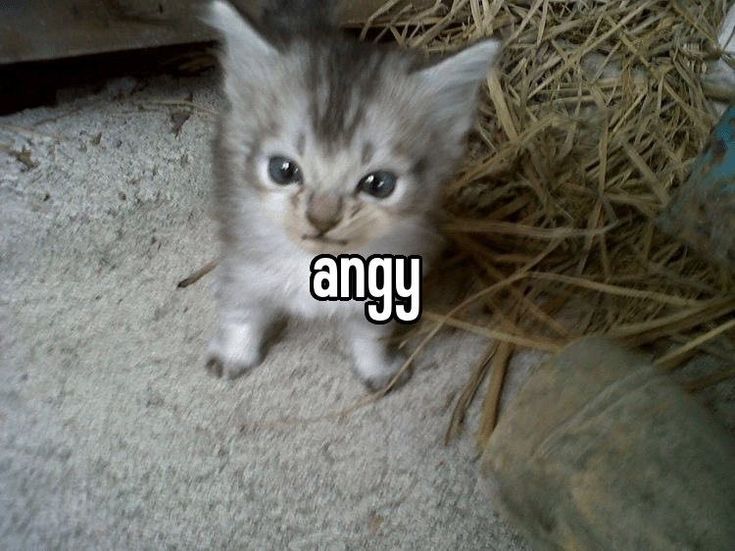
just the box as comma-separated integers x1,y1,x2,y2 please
0,0,411,65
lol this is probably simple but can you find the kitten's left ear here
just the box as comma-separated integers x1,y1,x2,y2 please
204,1,280,100
204,1,278,64
416,39,502,132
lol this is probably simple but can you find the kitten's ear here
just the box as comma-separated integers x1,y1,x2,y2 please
417,40,501,134
204,0,277,60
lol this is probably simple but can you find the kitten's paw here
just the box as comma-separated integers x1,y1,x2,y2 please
205,328,263,380
205,346,262,379
357,355,413,393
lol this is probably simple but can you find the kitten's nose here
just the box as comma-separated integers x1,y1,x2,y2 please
306,193,343,234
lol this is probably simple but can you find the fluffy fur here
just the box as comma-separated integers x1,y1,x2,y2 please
204,0,501,388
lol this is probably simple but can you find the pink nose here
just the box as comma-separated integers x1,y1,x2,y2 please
306,193,343,233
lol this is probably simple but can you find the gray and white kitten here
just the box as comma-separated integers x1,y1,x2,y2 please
204,0,500,389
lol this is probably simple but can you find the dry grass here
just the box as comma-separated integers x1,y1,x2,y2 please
363,0,735,448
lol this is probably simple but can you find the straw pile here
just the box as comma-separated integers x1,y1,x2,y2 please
360,0,735,447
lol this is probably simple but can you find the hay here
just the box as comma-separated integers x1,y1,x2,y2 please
364,0,735,447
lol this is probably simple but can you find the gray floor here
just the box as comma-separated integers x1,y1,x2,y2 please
0,73,532,549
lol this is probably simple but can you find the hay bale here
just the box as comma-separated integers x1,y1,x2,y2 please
367,0,735,442
479,337,735,551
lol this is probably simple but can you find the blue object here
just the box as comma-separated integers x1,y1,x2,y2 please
659,106,735,269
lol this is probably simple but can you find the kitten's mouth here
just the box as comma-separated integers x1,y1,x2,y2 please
301,234,348,246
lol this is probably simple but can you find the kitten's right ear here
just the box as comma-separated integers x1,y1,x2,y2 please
204,0,277,59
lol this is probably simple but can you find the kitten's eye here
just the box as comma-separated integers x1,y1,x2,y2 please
268,156,302,185
357,171,397,199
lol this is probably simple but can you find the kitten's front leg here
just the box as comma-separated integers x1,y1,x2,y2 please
345,318,410,391
206,268,275,379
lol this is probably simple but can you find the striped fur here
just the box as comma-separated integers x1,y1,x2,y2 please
203,0,502,387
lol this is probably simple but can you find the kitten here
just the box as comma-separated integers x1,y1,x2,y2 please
204,0,501,389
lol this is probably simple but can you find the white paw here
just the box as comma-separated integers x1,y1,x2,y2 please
205,323,264,379
354,353,412,392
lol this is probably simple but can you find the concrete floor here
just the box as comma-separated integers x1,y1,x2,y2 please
0,73,533,549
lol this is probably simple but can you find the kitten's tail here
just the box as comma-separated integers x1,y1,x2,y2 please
258,0,339,33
